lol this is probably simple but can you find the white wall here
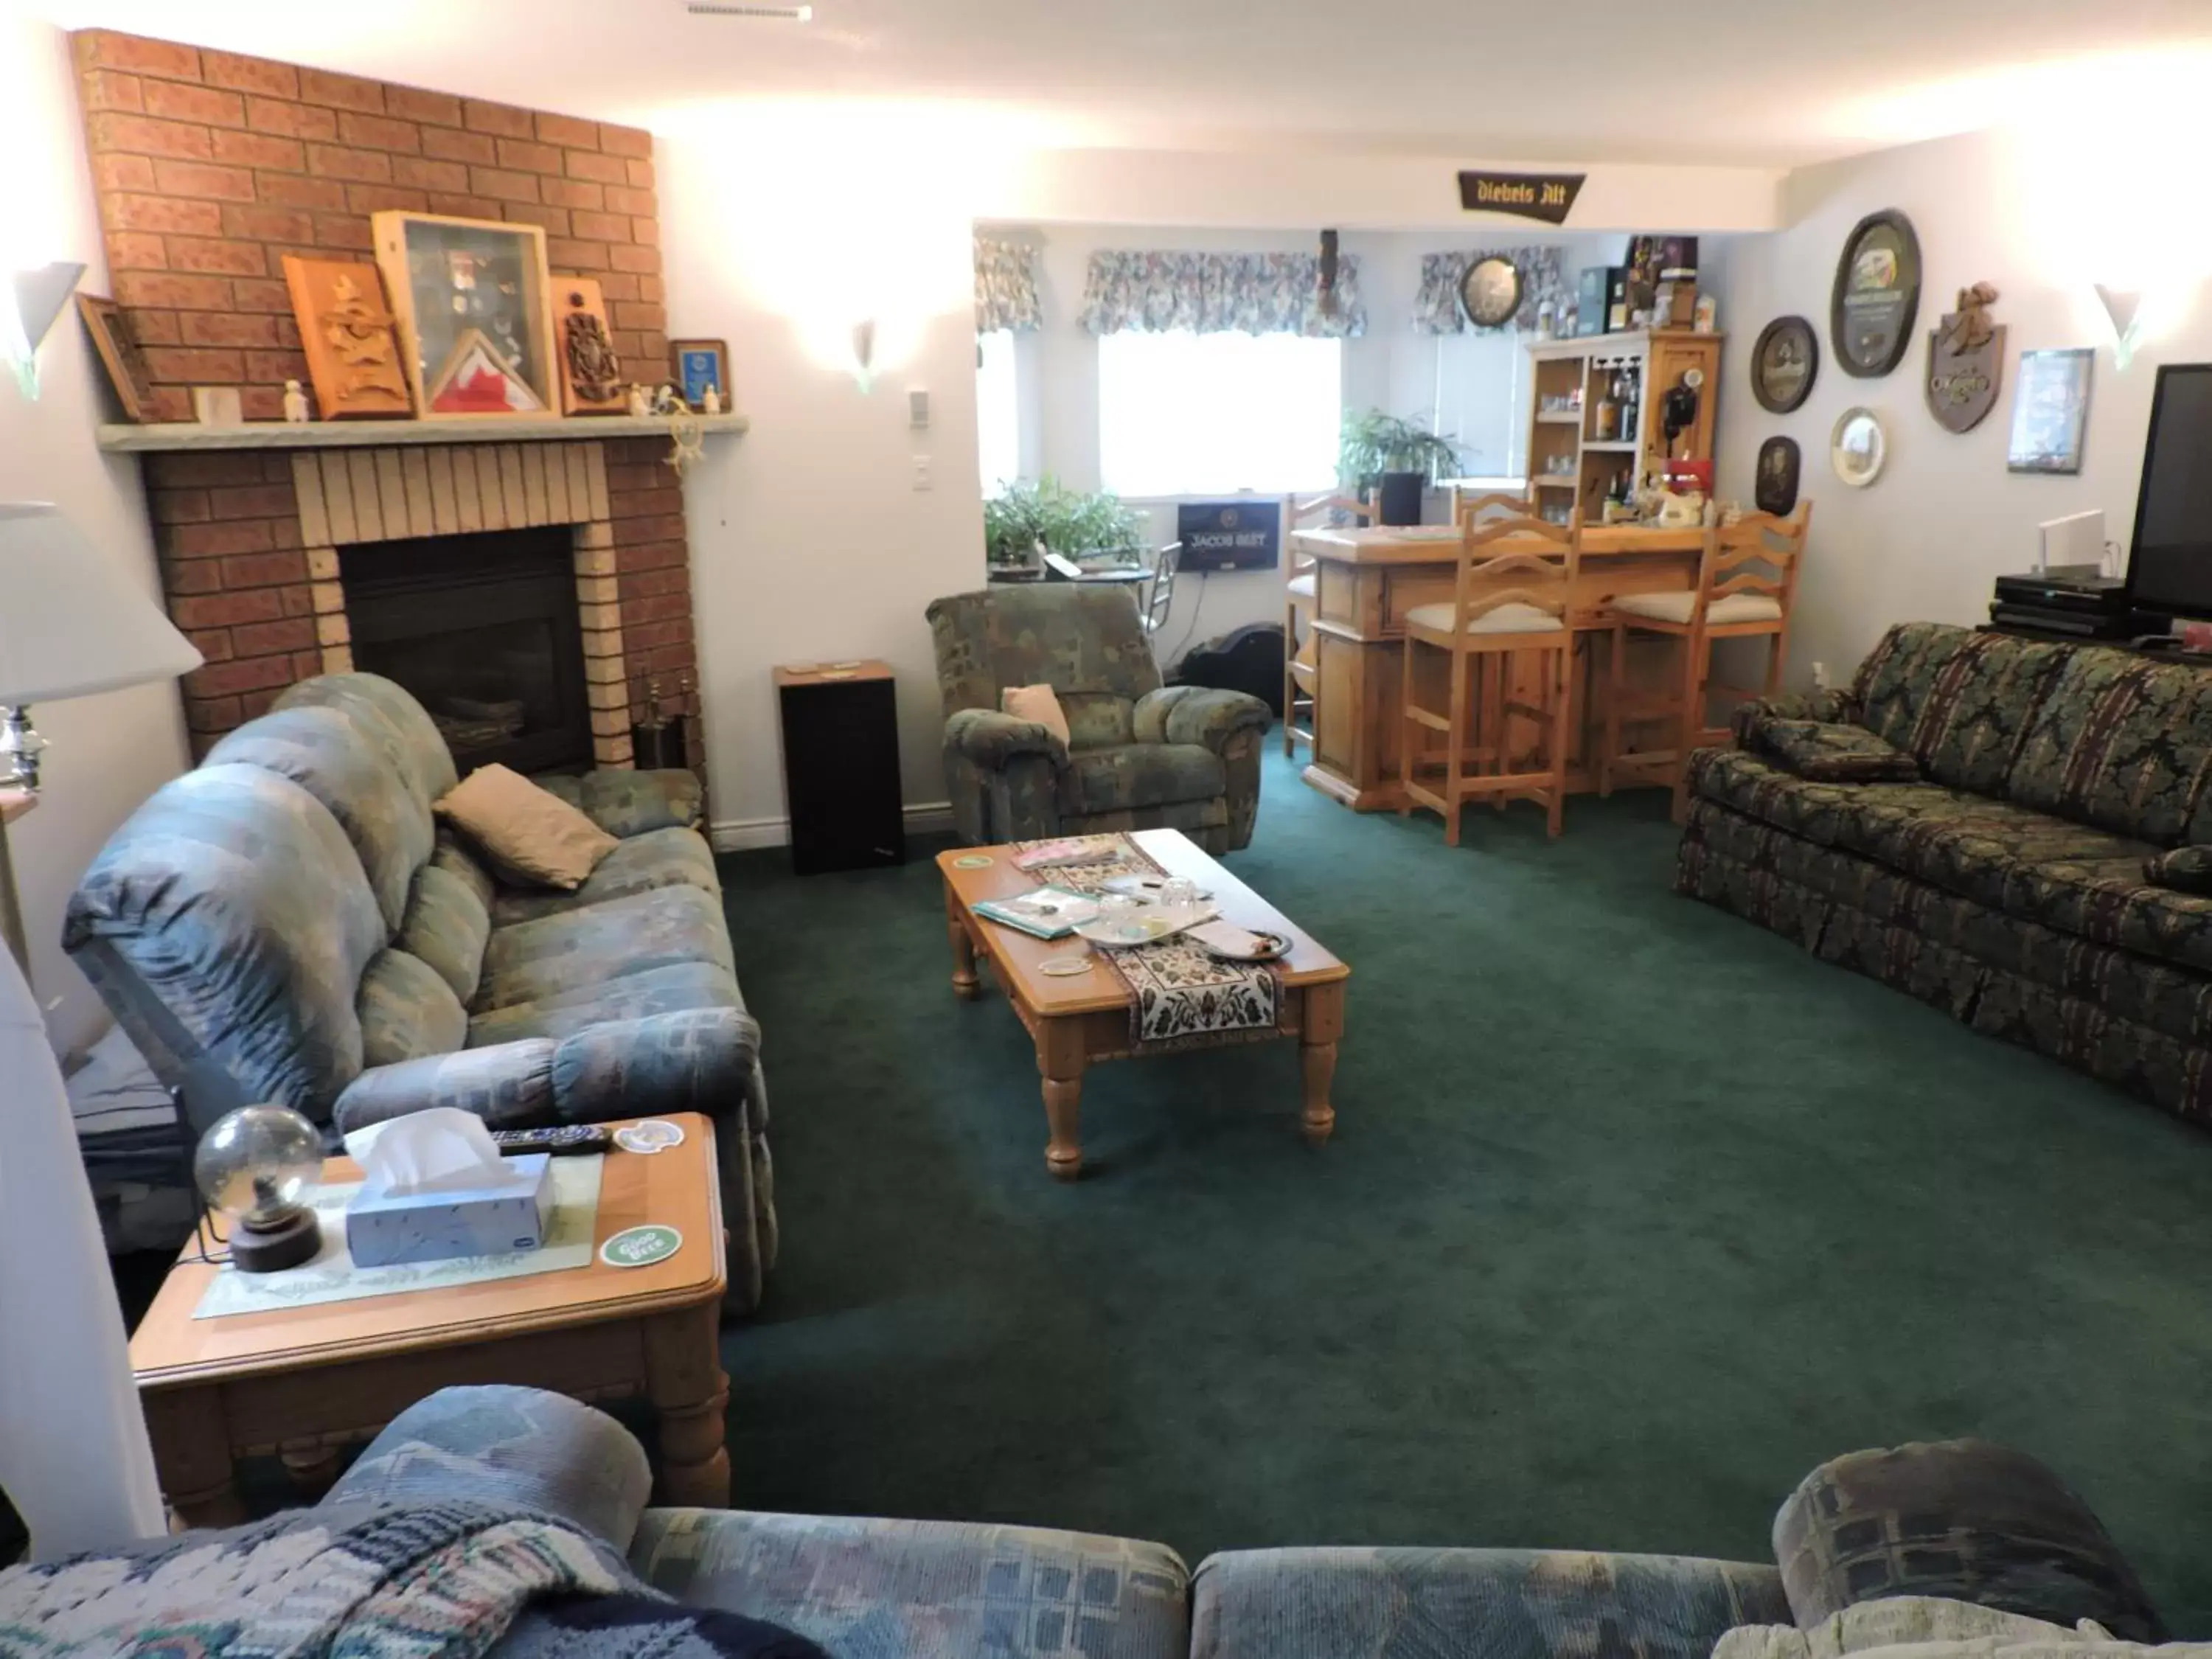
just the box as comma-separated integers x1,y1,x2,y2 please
657,116,985,846
1,20,192,1052
1705,124,2193,690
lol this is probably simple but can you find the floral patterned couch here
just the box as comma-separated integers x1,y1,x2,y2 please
63,672,776,1310
1678,622,2212,1121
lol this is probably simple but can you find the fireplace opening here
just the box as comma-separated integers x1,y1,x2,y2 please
341,527,593,776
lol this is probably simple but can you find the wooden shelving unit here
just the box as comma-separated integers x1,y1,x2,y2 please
1524,329,1723,525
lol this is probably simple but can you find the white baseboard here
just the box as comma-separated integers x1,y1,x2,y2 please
709,800,954,855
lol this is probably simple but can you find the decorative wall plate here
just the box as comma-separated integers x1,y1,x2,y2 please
1831,407,1888,487
1755,436,1802,515
1831,209,1921,378
1750,315,1818,413
1461,256,1523,329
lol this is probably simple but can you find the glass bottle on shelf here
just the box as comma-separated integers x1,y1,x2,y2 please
1620,366,1641,444
1592,370,1619,441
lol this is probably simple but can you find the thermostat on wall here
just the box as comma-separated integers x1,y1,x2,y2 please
908,388,930,428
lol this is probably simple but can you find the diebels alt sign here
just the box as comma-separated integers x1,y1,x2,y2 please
1457,170,1585,225
1177,501,1282,572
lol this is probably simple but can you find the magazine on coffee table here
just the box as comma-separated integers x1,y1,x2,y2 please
973,886,1101,939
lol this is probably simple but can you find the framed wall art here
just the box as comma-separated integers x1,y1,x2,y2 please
1750,315,1818,413
1459,256,1523,330
669,338,730,411
1755,436,1802,515
1831,407,1888,487
2007,347,2094,475
554,276,625,416
1830,209,1921,379
371,212,559,418
74,293,151,422
280,256,411,420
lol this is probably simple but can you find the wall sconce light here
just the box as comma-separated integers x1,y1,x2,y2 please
2095,283,2145,370
849,319,876,392
3,261,86,400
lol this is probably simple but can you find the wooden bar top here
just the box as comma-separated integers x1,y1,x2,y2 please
1295,524,1705,564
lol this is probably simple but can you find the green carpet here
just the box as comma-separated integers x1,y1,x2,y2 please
717,742,2212,1630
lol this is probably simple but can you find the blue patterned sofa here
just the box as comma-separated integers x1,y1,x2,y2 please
63,672,776,1310
325,1385,1793,1659
928,585,1273,854
1678,622,2212,1127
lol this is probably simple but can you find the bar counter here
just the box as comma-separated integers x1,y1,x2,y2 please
1292,522,1706,810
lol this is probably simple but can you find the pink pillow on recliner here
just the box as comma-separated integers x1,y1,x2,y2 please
1001,684,1071,745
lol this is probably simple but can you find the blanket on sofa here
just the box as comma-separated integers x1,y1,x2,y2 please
1717,1595,2209,1659
0,1500,823,1659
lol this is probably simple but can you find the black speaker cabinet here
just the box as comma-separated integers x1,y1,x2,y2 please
775,661,906,875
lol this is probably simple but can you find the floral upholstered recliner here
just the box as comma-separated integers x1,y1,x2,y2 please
927,585,1272,854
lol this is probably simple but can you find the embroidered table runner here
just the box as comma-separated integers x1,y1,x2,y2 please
1012,835,1281,1051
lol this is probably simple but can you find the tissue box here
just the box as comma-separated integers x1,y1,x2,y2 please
346,1152,553,1267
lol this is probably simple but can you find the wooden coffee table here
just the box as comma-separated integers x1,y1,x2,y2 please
128,1113,728,1527
938,829,1349,1178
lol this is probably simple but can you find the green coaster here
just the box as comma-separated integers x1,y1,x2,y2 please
600,1224,683,1269
952,854,993,868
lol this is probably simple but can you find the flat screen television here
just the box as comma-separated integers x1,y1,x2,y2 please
2126,364,2212,619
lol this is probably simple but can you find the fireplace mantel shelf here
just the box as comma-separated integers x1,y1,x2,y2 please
96,413,751,453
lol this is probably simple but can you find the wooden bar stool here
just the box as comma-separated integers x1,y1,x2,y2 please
1598,503,1812,818
1282,493,1373,759
1399,513,1582,843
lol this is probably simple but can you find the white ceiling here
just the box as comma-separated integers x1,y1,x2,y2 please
37,0,2212,167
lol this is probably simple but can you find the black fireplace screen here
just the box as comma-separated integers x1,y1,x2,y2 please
341,527,594,776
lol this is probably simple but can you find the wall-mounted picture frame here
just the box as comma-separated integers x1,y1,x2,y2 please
2007,347,2095,475
1755,436,1802,515
1830,209,1921,379
370,211,559,419
1459,255,1522,330
1750,315,1818,414
669,338,730,411
74,293,151,422
1831,406,1888,487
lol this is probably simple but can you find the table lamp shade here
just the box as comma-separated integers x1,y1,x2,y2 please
0,502,201,704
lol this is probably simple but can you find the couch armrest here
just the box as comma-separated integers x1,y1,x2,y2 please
325,1385,650,1551
945,706,1068,770
332,1009,762,1135
2145,846,2212,894
1133,685,1273,753
537,768,702,837
1731,687,1857,746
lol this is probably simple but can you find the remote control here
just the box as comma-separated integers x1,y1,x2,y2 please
489,1124,613,1157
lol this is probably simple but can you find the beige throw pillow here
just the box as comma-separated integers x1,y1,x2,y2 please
1001,684,1071,745
434,763,619,891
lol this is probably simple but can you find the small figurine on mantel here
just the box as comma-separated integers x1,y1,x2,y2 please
282,378,310,422
627,383,651,418
700,384,721,416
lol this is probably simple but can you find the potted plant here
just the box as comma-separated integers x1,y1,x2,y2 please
1340,410,1463,527
984,477,1144,576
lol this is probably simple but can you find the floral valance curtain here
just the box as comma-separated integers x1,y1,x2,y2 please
975,236,1043,334
1413,248,1569,335
1079,251,1367,338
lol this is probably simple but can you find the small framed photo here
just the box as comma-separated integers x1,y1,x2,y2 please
669,338,729,411
2008,347,2095,475
75,293,152,422
370,211,560,418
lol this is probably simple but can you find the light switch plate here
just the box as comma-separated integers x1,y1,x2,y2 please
908,387,930,428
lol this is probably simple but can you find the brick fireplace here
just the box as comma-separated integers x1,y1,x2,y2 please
142,437,698,769
71,29,705,775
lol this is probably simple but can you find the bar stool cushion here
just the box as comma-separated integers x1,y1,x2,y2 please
1614,590,1783,626
1405,600,1565,636
1287,573,1316,601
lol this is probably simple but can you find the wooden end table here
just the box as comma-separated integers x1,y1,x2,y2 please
128,1113,728,1528
938,828,1349,1178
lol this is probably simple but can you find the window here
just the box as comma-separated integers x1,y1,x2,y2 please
1429,329,1529,480
976,329,1020,491
1098,331,1341,496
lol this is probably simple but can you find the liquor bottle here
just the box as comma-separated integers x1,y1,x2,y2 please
1593,372,1619,442
1619,366,1640,444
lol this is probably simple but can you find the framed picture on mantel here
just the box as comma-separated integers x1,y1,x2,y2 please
372,212,560,419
